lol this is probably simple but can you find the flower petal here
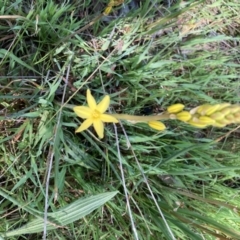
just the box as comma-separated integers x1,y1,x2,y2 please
73,106,92,119
75,118,93,133
93,120,104,139
96,95,110,113
100,114,119,123
87,89,97,110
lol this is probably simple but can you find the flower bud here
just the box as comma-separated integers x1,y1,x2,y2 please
148,121,166,131
217,119,231,125
176,111,192,122
234,112,240,117
212,121,226,128
209,112,225,121
189,106,199,115
184,103,240,128
216,111,240,124
233,113,240,123
198,104,220,116
217,103,231,111
220,108,231,116
191,116,202,123
229,105,240,114
167,104,185,114
187,120,208,128
225,114,234,121
198,116,215,125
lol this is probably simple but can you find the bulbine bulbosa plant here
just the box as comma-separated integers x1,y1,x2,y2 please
73,90,240,139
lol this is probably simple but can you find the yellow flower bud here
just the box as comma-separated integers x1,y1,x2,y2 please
198,104,220,116
234,112,240,117
103,6,112,15
188,120,208,128
176,111,192,122
206,105,222,115
217,119,231,125
212,121,226,128
225,114,234,121
233,113,240,123
196,105,205,115
220,107,231,116
229,105,240,114
148,121,166,131
189,106,199,115
167,104,185,114
209,112,225,120
217,103,231,111
191,116,200,123
198,116,215,125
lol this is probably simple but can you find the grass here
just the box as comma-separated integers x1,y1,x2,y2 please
0,0,240,239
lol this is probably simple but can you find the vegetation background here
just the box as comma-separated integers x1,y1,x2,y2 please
0,0,240,239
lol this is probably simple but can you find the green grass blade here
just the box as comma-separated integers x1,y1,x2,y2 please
0,49,41,75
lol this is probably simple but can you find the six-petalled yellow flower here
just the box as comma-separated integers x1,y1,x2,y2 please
73,89,118,139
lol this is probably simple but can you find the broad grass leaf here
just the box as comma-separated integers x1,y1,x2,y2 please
3,191,118,237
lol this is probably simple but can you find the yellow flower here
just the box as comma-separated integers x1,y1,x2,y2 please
73,89,118,139
148,121,166,131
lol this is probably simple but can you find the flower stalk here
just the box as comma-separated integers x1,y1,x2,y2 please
71,89,240,138
109,113,171,122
